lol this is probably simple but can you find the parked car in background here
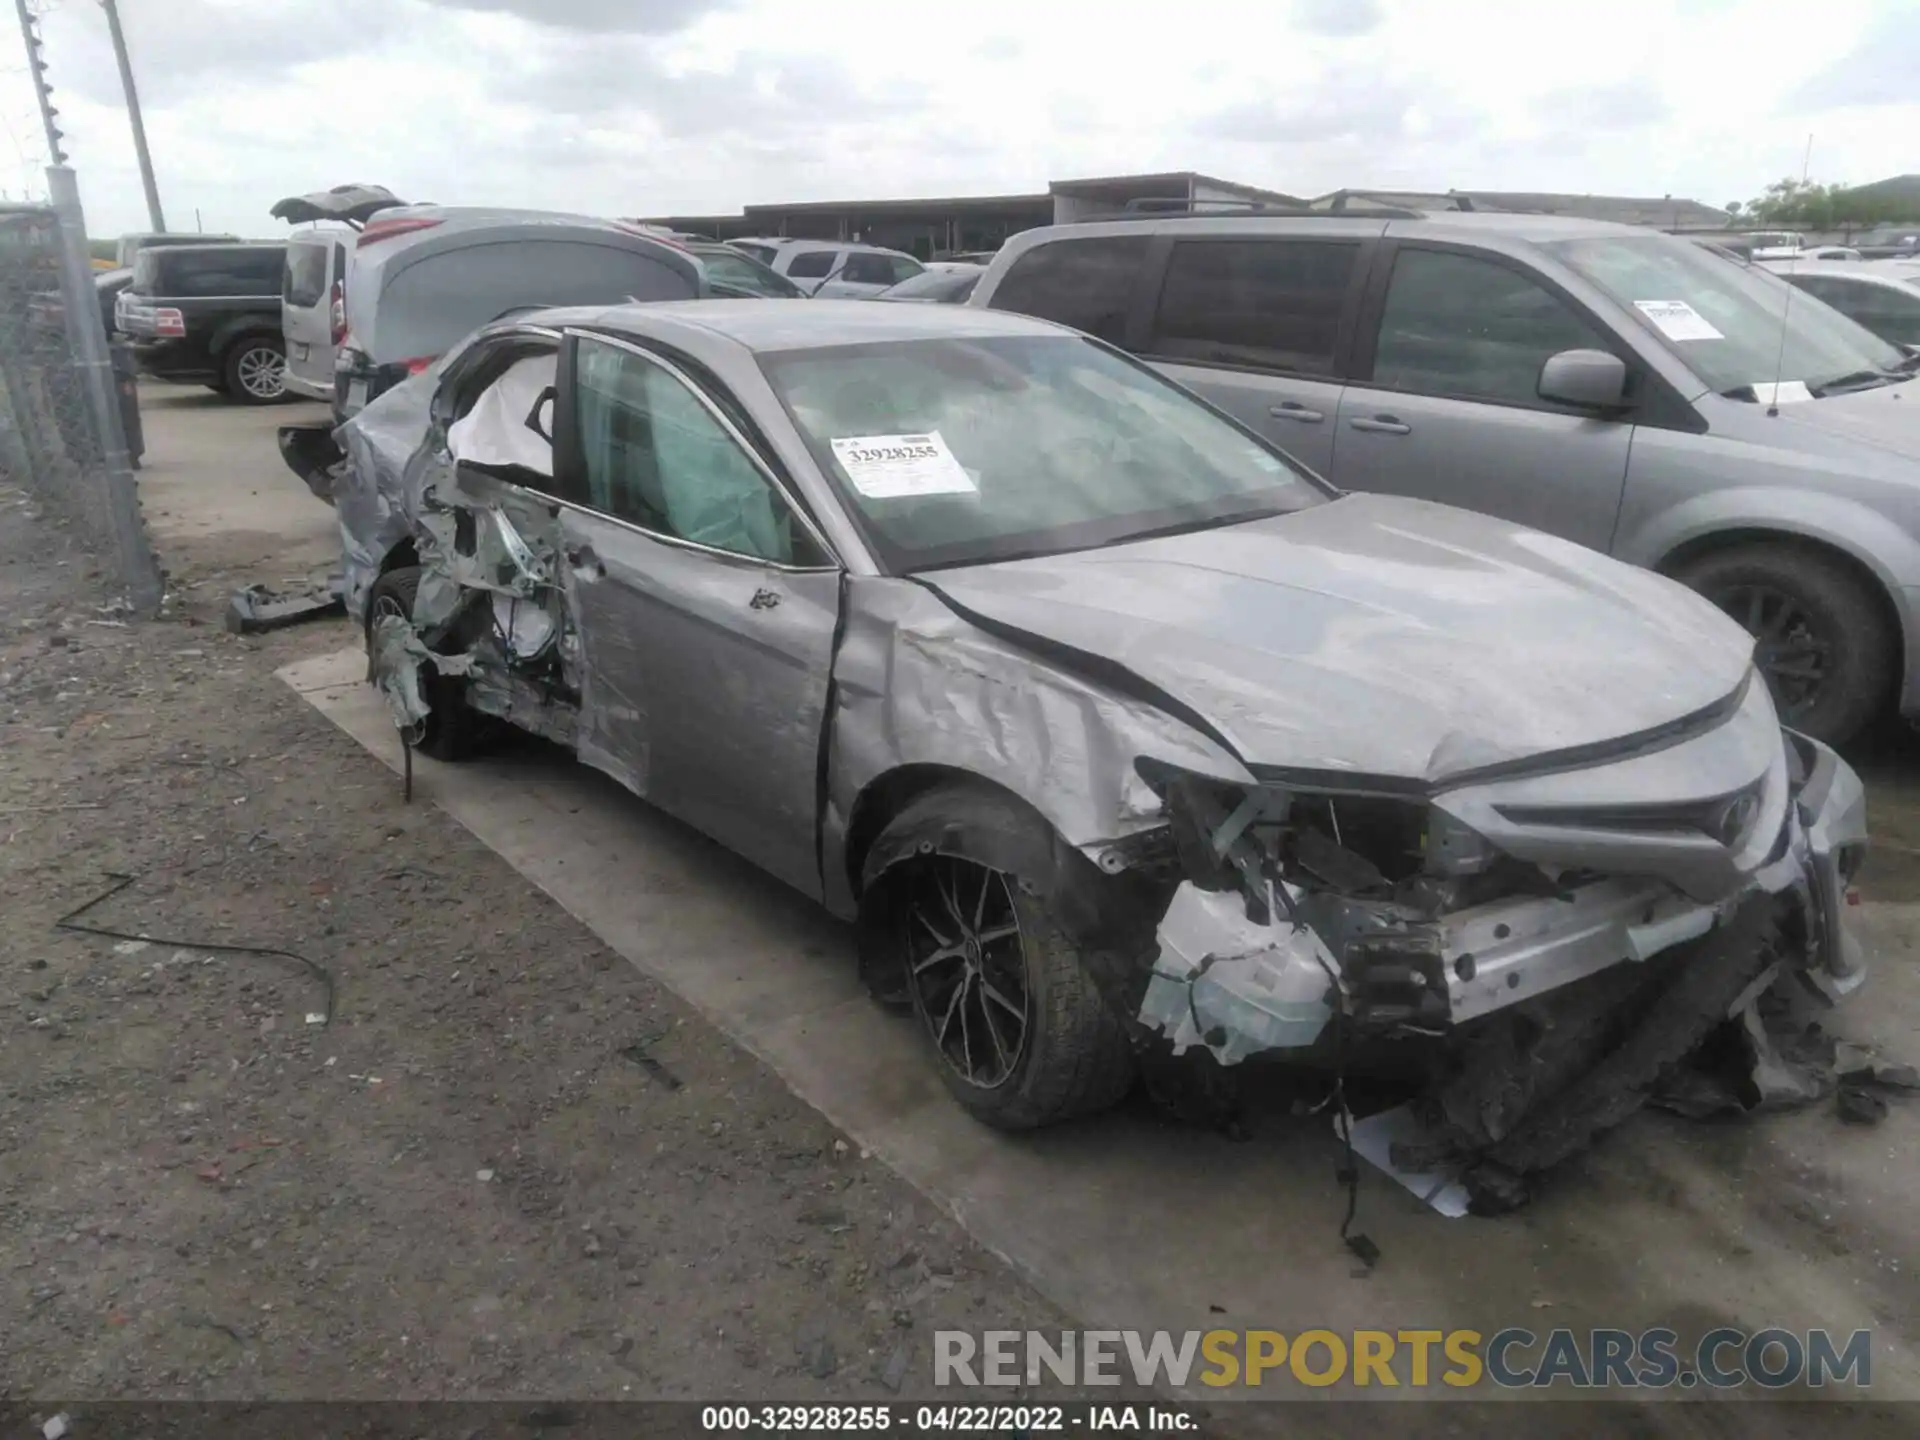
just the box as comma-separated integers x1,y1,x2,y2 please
279,228,353,401
1858,226,1920,260
271,185,410,404
277,207,804,502
1763,261,1920,350
114,230,240,268
973,209,1920,745
28,266,132,337
329,299,1864,1191
1747,231,1804,261
872,262,984,304
115,242,289,403
767,242,925,297
1802,246,1863,262
724,236,792,265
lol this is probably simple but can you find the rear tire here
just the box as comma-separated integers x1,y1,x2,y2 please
869,786,1134,1130
364,565,476,762
1673,543,1893,748
222,334,287,405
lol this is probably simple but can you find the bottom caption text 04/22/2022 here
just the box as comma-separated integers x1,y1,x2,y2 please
699,1404,1200,1432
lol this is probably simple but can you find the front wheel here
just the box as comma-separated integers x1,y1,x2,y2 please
869,788,1134,1130
223,335,287,405
1674,544,1893,748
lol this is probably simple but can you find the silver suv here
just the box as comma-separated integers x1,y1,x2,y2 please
971,210,1920,746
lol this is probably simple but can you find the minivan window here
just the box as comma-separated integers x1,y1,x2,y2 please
1547,234,1909,399
1150,239,1357,375
285,242,330,307
760,333,1322,572
987,236,1152,345
1370,248,1610,407
786,250,838,280
842,252,920,286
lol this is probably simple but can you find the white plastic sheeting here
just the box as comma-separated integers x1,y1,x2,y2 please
448,353,557,477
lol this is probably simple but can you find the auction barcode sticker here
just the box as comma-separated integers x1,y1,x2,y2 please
830,432,978,499
1633,299,1724,342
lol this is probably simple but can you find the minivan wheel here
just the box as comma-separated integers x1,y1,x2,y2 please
1675,543,1893,747
224,336,287,404
364,565,477,762
869,790,1135,1130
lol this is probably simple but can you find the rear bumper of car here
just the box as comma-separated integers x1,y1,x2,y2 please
283,370,334,402
128,338,214,384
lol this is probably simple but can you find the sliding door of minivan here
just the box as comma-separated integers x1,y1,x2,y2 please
1139,237,1367,477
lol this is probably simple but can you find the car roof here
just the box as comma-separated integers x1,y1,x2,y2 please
570,296,1066,352
1764,260,1920,287
1010,209,1674,253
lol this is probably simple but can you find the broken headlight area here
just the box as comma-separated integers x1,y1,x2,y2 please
1122,746,1866,1210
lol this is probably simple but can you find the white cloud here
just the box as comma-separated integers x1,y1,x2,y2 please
0,0,1912,238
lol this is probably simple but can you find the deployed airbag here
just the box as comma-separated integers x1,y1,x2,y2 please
448,353,557,477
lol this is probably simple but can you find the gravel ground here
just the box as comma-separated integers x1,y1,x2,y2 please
0,480,1082,1402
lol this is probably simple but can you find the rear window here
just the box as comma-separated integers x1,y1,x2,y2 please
786,250,838,280
284,241,331,307
985,236,1151,345
135,247,285,297
843,252,923,286
365,240,697,362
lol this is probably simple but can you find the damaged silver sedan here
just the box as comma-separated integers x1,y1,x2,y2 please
335,300,1868,1193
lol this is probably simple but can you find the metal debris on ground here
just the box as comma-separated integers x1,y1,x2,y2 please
223,582,346,635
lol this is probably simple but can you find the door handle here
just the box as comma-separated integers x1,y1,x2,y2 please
1268,401,1325,424
565,543,604,577
1349,414,1412,435
748,587,782,611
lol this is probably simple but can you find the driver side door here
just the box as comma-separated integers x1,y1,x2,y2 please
553,331,844,898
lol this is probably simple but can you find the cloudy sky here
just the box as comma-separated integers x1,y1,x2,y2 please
2,0,1915,237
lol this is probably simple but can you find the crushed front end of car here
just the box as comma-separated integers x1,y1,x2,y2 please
1119,670,1865,1207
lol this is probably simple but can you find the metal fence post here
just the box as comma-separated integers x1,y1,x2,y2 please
45,164,164,614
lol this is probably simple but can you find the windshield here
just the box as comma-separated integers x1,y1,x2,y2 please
759,334,1325,572
696,248,803,298
1548,235,1908,398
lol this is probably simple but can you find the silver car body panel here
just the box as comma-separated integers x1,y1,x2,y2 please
333,300,1869,1078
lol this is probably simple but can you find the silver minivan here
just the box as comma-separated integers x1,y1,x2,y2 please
767,241,926,298
972,211,1920,746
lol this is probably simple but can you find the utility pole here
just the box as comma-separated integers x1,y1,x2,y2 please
14,0,67,164
100,0,164,231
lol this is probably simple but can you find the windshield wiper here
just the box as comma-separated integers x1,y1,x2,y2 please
1808,369,1901,398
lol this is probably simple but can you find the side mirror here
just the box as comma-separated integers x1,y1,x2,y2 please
1537,348,1630,411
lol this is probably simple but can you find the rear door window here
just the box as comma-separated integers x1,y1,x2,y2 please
152,248,285,297
284,242,330,306
984,236,1151,345
785,250,839,280
1366,248,1611,407
842,252,903,285
1148,239,1358,375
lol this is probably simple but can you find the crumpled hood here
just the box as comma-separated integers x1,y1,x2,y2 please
923,494,1755,785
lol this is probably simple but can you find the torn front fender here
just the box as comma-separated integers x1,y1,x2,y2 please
336,370,438,625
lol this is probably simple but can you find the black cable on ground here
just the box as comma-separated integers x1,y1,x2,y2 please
54,872,335,1026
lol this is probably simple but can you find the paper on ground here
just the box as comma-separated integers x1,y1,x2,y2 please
1633,299,1724,343
830,432,977,499
1339,1104,1471,1219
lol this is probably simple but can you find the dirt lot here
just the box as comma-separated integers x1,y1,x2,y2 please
3,385,1918,1431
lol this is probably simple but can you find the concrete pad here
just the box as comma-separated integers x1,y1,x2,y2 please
283,646,1920,1396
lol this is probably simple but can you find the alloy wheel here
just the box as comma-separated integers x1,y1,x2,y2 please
236,345,286,400
905,856,1030,1090
1711,582,1831,720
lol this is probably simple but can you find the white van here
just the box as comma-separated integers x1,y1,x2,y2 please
280,227,351,402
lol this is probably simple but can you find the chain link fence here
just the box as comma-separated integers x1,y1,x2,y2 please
0,171,163,614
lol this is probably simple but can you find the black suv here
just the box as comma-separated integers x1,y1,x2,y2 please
116,243,290,403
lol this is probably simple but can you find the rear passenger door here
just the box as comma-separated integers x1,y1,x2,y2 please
1139,238,1367,476
1332,244,1633,550
780,248,842,295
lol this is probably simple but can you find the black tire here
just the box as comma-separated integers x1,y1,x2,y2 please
221,334,287,405
1674,543,1893,747
869,787,1134,1130
364,566,475,762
